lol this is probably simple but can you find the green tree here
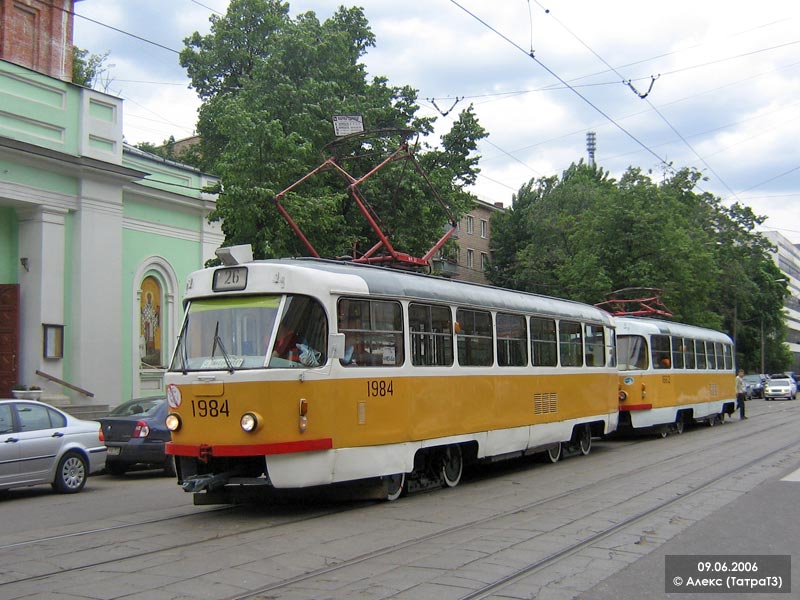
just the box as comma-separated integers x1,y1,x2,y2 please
490,162,789,370
71,46,110,88
180,0,485,260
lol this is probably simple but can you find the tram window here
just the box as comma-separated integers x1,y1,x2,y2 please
712,342,723,370
409,303,453,366
337,298,403,367
695,340,707,369
584,324,605,367
456,308,493,366
272,295,328,367
723,343,733,370
559,321,583,367
683,339,696,369
617,335,648,370
530,317,557,367
705,341,717,369
670,336,685,369
497,313,527,366
652,335,671,369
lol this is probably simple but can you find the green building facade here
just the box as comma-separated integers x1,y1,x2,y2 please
0,59,222,411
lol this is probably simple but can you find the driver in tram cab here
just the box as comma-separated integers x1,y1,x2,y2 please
273,328,302,362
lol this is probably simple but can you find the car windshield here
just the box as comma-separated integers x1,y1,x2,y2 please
742,376,761,383
768,378,791,385
110,399,164,417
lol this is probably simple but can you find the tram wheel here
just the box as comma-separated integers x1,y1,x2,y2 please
441,445,463,488
578,427,592,456
384,473,406,501
546,442,562,463
674,417,685,435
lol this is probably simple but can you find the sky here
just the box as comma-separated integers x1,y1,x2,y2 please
73,0,800,243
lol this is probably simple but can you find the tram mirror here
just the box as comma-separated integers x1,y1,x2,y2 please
328,333,346,359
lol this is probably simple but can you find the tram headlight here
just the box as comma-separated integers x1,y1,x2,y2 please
618,390,628,402
240,412,261,433
166,413,182,432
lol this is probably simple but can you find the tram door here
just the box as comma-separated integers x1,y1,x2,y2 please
0,285,19,397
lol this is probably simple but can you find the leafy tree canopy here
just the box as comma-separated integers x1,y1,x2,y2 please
490,161,790,371
72,46,110,88
180,0,486,260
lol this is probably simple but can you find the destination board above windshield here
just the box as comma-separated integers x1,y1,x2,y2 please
213,267,247,292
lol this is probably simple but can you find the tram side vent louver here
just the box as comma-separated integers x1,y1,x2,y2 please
534,393,558,415
710,383,719,397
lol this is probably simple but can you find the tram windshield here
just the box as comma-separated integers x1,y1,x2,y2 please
617,334,648,371
170,294,328,371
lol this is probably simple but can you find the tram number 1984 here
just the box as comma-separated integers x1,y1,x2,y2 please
367,380,393,397
190,399,230,417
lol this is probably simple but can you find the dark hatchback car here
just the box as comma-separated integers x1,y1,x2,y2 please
99,397,173,475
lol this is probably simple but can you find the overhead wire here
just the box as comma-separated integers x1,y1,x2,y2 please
59,0,212,142
426,34,800,105
437,3,800,199
59,0,800,209
529,0,739,199
448,0,674,174
49,1,181,54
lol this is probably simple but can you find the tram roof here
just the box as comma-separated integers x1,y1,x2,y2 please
234,258,614,324
614,316,732,343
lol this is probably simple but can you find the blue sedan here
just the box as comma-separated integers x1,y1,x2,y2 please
99,397,173,475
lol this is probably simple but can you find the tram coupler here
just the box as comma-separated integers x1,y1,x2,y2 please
180,472,231,493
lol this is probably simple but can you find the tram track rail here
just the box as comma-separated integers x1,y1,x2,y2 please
218,409,800,600
0,505,233,551
457,433,799,600
0,404,795,598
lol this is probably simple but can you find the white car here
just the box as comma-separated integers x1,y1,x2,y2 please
763,377,797,401
0,399,107,493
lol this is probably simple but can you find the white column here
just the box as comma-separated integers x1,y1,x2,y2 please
17,207,67,391
70,179,123,404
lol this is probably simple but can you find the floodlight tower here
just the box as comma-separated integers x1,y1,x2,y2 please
586,131,596,167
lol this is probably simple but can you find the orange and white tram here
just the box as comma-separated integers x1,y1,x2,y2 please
615,316,737,435
164,255,619,503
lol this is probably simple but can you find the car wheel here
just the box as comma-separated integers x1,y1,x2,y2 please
52,451,88,494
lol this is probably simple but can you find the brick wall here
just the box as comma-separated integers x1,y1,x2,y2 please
0,0,75,81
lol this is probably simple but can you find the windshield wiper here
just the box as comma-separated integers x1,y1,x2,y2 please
211,321,235,373
167,318,190,374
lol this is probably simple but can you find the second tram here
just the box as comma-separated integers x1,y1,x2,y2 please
615,316,737,435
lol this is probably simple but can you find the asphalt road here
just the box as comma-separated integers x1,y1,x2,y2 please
0,397,797,600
